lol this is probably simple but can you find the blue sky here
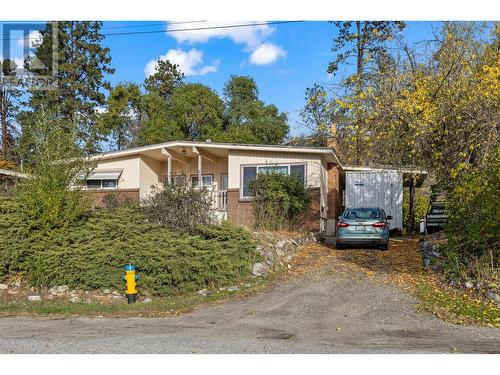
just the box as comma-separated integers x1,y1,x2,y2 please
2,21,438,137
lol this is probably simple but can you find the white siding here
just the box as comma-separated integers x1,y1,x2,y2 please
228,149,324,190
165,157,228,190
139,156,163,199
94,155,141,190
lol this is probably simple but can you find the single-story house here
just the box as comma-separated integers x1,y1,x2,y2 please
87,140,343,232
86,140,427,233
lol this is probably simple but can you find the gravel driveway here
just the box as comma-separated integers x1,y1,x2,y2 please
0,242,499,353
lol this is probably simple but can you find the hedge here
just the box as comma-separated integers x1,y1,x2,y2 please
0,198,259,295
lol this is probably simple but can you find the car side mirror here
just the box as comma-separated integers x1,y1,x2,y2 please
387,215,393,220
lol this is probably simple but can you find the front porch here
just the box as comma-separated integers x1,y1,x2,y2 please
153,144,229,216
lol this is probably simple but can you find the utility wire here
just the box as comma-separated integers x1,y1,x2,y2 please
0,20,303,42
104,20,302,37
100,20,206,30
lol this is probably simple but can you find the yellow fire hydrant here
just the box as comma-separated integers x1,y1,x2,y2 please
124,263,139,304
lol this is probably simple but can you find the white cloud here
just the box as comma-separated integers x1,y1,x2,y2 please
167,21,286,66
250,43,286,65
144,48,218,77
167,21,273,51
18,30,42,48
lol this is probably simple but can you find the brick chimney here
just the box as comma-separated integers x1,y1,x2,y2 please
326,123,340,154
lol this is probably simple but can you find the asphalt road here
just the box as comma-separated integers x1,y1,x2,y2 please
1,255,499,354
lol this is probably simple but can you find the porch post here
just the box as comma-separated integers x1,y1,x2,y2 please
167,155,172,184
197,154,202,188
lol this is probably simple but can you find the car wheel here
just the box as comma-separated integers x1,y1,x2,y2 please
379,243,389,251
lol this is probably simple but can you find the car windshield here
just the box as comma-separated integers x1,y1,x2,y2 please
344,208,381,220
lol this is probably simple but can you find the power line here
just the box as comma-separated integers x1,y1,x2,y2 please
0,20,303,42
100,20,207,30
103,20,303,37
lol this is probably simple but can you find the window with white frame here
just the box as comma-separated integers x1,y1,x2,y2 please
241,164,306,198
85,169,122,190
191,174,213,187
86,179,117,189
221,173,228,190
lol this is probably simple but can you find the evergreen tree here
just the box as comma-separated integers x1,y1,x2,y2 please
97,83,142,150
0,59,22,159
20,21,114,156
144,59,184,102
222,75,288,144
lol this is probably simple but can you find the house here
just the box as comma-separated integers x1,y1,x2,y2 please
87,140,343,232
86,140,427,233
0,168,28,195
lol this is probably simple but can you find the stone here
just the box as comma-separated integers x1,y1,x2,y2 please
244,283,252,288
464,281,474,289
218,287,228,292
227,286,240,292
485,289,500,303
197,288,209,296
7,289,19,295
251,262,270,277
69,296,81,303
142,298,152,304
28,295,42,302
112,295,124,300
103,289,112,294
112,291,121,296
430,251,441,258
0,283,8,290
276,240,288,250
50,285,68,295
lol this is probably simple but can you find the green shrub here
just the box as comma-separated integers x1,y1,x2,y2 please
143,183,213,235
249,172,310,230
402,189,429,229
441,149,500,282
0,199,258,295
14,111,94,229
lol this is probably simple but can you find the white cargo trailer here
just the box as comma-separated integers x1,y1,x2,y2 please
344,169,403,230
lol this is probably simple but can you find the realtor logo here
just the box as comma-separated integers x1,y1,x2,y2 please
1,22,58,90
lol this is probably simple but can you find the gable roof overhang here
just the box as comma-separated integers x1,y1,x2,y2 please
90,140,342,165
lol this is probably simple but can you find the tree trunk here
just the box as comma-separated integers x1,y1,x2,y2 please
355,21,364,165
0,87,7,157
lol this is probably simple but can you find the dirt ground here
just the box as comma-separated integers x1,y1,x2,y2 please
0,239,499,353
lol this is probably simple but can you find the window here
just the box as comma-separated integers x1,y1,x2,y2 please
191,174,213,187
85,169,122,190
242,166,257,197
257,165,289,175
221,173,228,190
241,163,306,198
290,165,305,183
173,176,186,186
343,208,381,220
86,179,117,189
86,179,102,189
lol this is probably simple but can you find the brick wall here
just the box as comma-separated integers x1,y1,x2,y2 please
226,187,321,232
226,189,254,227
327,163,341,219
86,189,140,208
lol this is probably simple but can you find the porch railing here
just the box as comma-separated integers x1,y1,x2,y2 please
210,190,228,212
